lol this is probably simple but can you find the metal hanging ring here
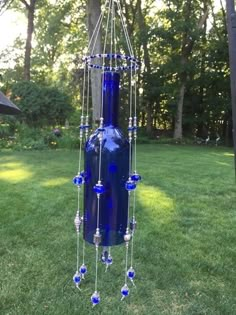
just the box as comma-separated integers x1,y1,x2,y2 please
82,53,141,71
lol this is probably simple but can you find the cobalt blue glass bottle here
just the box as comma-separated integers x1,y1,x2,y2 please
84,71,129,246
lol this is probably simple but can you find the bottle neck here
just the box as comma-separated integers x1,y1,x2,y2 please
102,71,120,127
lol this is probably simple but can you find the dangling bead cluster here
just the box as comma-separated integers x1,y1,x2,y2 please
121,98,141,299
101,248,113,272
72,95,90,290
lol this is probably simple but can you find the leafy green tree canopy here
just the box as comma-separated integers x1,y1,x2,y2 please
10,80,73,126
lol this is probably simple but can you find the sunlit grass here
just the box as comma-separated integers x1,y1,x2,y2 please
41,177,69,187
223,152,234,157
0,162,33,182
0,145,236,315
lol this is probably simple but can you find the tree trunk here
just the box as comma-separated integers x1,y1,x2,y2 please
87,0,101,124
146,105,152,135
21,0,36,81
174,80,186,139
137,0,152,135
173,5,209,139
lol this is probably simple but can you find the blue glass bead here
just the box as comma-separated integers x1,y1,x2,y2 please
125,180,136,191
80,170,85,178
121,284,129,297
107,255,113,265
127,267,136,279
101,254,106,264
91,291,100,306
131,173,142,182
93,183,105,194
73,272,81,285
101,250,108,264
79,264,87,275
73,175,83,186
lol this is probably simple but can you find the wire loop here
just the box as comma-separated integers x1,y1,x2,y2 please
83,53,140,71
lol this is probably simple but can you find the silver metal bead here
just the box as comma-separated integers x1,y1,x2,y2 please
93,231,102,246
74,212,82,232
129,117,132,128
130,218,137,233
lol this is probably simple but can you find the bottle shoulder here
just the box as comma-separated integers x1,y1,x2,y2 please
85,126,129,152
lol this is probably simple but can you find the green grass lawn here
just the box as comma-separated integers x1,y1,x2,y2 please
0,145,236,315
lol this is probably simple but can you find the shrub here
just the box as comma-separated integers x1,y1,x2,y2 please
10,81,73,127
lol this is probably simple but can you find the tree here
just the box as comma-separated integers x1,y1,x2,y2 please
10,81,73,126
19,0,37,81
172,1,209,139
87,0,101,123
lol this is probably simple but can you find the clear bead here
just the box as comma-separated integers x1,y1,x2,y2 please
124,232,132,242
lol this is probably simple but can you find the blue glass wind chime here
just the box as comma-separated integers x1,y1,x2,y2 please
72,0,141,306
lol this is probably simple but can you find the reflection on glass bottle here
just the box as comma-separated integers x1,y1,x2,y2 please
84,71,129,246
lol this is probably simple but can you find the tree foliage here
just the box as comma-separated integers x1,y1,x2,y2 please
0,0,232,144
10,81,72,126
